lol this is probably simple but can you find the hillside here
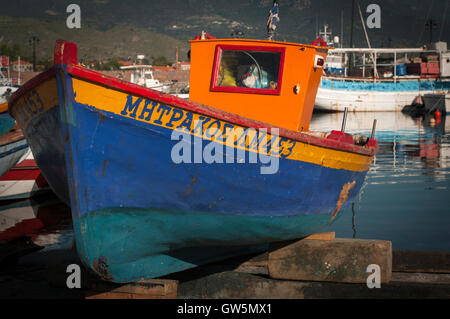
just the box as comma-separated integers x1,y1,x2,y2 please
0,15,190,63
0,0,448,63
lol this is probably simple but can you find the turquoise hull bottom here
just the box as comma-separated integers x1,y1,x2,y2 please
77,206,334,283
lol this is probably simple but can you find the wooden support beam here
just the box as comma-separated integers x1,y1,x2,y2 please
304,232,335,241
216,233,335,275
177,270,450,299
268,238,392,283
85,279,178,299
47,263,177,299
393,250,450,274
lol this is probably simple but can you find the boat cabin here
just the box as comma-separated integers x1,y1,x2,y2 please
188,39,329,132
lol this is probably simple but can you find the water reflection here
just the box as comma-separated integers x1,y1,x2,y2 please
0,194,72,251
312,112,450,251
0,112,448,254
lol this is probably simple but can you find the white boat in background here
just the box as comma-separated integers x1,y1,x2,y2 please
315,46,450,112
0,56,19,104
0,75,18,105
120,55,171,93
0,86,18,105
310,111,420,132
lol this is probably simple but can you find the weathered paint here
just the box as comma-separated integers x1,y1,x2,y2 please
268,238,392,283
8,40,377,282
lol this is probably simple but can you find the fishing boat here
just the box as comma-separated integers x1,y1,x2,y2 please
9,38,378,283
0,58,19,105
0,150,51,200
312,18,450,112
315,47,450,112
120,56,171,93
0,64,20,134
0,127,29,179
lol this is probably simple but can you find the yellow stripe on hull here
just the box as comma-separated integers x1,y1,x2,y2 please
10,75,373,173
72,78,373,172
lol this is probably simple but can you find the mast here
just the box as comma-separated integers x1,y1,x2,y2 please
316,14,319,38
341,10,344,48
266,1,280,41
349,0,355,72
349,0,355,49
319,24,332,45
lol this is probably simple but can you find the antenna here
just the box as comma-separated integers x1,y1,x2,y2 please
425,19,438,43
266,0,280,41
319,24,332,45
439,0,448,41
316,14,319,38
29,36,40,72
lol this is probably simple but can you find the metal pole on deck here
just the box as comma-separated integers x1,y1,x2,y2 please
363,53,366,77
349,0,355,72
18,56,21,86
350,0,355,48
371,119,377,139
341,10,344,48
341,107,348,132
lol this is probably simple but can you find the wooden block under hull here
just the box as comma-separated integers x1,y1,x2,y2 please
85,279,178,299
268,238,392,284
177,270,450,299
304,232,335,241
392,250,450,274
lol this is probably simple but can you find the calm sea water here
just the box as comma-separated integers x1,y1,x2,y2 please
312,111,450,252
1,111,449,253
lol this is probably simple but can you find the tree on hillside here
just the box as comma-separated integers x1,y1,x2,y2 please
0,43,22,61
152,56,172,66
91,58,121,70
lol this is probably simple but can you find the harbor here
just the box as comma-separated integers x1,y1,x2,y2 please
0,0,449,303
1,111,450,299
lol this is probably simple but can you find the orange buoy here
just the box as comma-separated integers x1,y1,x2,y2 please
435,110,441,124
435,110,441,119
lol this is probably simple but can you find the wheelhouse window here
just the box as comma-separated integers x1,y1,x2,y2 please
211,45,285,95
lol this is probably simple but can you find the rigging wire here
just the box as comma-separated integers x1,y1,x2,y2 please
417,0,435,45
439,0,448,41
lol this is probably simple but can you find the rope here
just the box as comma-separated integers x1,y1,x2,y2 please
357,1,378,78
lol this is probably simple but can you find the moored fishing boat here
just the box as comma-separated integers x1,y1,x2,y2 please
9,38,378,283
315,47,450,112
0,150,51,200
0,128,28,178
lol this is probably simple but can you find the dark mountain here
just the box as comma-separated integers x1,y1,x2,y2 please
0,0,448,62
